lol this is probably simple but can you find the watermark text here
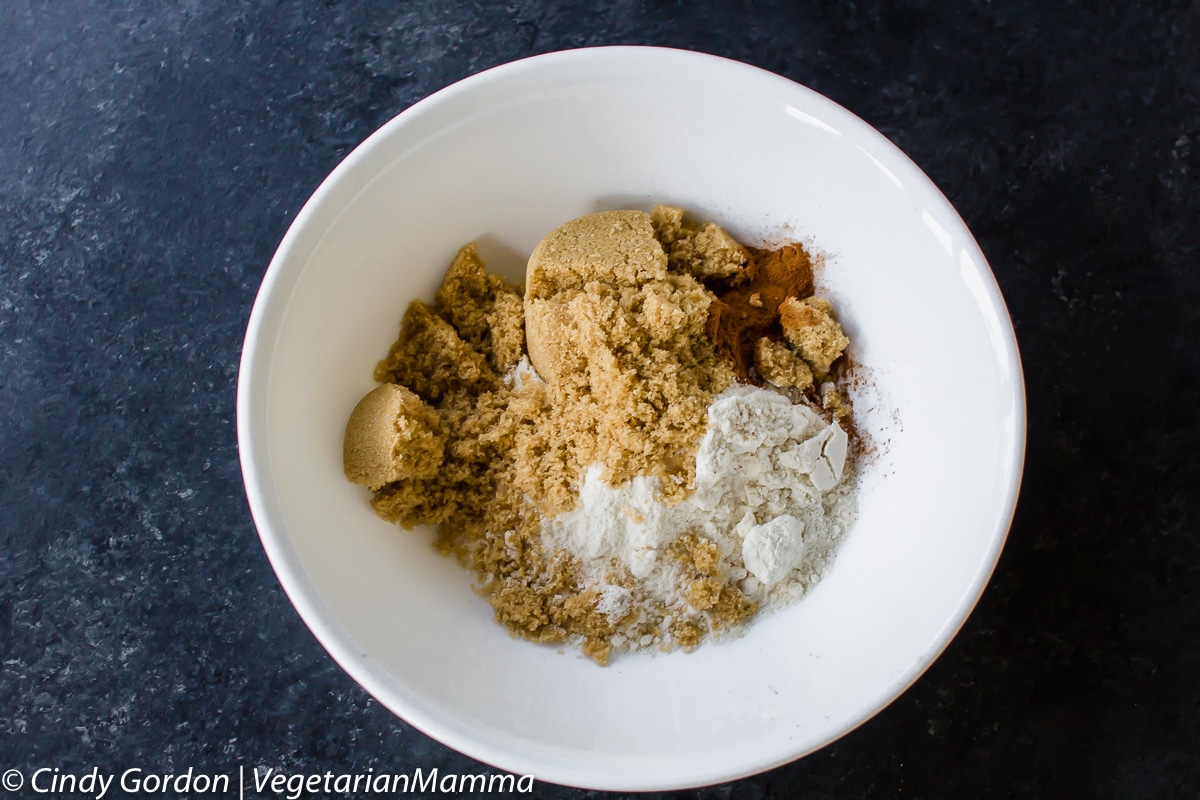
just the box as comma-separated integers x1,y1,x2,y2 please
0,765,535,797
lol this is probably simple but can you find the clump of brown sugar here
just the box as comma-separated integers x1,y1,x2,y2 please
374,300,498,403
650,204,748,282
754,338,814,390
367,368,515,529
435,244,526,373
521,210,734,511
780,296,849,379
672,533,757,628
343,384,445,491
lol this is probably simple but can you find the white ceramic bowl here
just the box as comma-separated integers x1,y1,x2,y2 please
238,47,1025,791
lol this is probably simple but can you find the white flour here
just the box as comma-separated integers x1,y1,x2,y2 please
541,385,858,650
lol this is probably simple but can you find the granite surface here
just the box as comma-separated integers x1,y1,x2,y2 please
1,1,1198,797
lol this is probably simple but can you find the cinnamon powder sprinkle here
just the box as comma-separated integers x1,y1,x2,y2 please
706,244,815,382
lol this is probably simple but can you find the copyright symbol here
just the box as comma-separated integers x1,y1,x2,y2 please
2,769,22,790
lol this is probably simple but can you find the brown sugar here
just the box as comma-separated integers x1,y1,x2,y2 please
461,508,624,665
521,210,733,511
434,244,523,369
668,532,757,635
369,387,515,529
685,576,724,610
343,383,444,491
374,300,497,403
668,616,705,649
821,382,853,421
487,291,525,373
780,296,849,378
754,337,815,390
707,585,757,631
650,204,748,282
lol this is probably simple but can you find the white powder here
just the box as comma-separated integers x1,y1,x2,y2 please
541,385,858,650
503,355,541,391
596,584,633,624
741,514,806,586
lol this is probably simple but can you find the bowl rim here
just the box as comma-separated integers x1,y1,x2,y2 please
237,44,1026,791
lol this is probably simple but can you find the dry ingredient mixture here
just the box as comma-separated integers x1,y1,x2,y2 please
342,207,858,664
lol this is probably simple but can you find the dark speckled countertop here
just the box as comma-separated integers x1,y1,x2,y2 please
2,2,1197,798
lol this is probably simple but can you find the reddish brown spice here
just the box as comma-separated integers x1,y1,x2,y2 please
706,244,815,380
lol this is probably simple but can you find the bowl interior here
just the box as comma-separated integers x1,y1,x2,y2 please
238,47,1024,791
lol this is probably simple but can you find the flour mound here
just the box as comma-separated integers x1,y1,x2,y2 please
543,385,858,651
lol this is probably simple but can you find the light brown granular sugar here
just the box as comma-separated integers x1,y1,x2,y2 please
779,296,850,378
343,383,445,491
754,337,815,390
521,210,734,512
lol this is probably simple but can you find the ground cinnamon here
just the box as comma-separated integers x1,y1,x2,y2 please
705,244,815,381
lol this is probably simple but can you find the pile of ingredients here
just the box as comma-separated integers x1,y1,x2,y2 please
342,207,857,664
